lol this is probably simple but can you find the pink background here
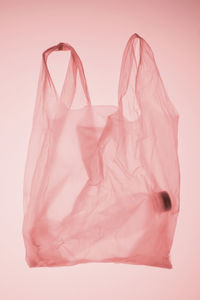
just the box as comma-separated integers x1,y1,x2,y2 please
1,0,200,298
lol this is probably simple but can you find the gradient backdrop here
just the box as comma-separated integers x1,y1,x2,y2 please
1,0,200,299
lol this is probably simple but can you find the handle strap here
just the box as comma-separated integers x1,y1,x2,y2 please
118,33,144,115
42,42,91,108
118,33,179,120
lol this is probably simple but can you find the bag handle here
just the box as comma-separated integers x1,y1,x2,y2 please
118,33,179,119
42,42,91,109
117,33,144,117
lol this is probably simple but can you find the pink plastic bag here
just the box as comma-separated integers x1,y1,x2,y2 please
22,33,180,269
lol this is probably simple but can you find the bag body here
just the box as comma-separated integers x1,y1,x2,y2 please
22,33,180,268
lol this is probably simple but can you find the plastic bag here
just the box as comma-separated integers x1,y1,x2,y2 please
22,33,180,268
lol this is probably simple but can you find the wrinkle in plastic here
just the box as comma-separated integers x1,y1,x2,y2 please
22,33,180,269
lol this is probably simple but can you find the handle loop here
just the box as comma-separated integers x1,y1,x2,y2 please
118,33,144,117
42,42,91,108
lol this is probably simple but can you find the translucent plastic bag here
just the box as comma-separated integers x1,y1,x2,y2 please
22,33,180,269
